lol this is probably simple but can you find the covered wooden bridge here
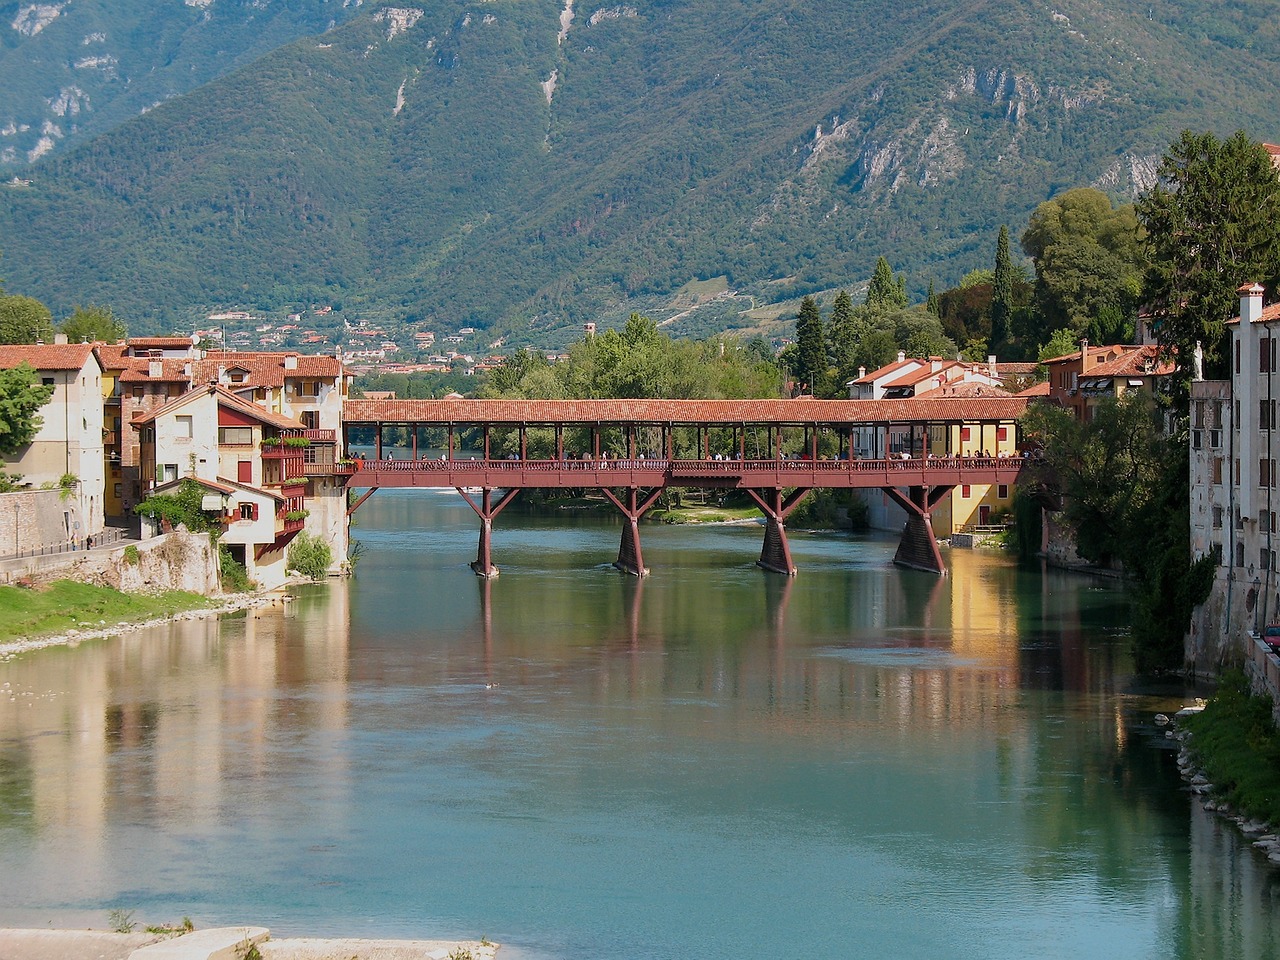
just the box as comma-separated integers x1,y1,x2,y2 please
340,397,1032,577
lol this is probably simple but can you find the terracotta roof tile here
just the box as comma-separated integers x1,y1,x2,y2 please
118,358,193,383
344,397,1032,425
0,343,98,371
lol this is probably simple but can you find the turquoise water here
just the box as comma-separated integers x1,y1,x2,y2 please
2,488,1279,959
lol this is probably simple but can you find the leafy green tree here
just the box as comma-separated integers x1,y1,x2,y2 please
866,257,908,311
0,362,55,455
1138,129,1280,381
1022,188,1144,338
288,532,333,580
925,279,940,317
991,225,1014,353
60,305,126,343
1038,328,1079,363
133,478,221,535
0,295,54,345
894,307,956,360
792,295,826,394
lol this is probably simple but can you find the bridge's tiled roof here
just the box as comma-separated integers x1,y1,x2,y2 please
344,397,1033,425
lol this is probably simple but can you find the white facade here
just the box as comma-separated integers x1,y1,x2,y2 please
1189,284,1280,670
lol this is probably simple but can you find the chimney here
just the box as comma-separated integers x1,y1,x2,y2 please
1240,282,1266,325
897,350,905,363
1080,338,1091,374
284,354,298,370
183,362,192,379
987,354,997,378
54,333,68,345
149,360,163,378
858,366,866,380
930,357,942,373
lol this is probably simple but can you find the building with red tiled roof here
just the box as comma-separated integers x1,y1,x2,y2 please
1042,340,1174,421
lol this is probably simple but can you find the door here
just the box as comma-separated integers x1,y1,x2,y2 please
978,504,991,526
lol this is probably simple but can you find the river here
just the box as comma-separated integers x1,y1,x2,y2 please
2,488,1279,959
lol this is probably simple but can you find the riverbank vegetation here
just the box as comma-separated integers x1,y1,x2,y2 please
0,581,214,645
1182,671,1280,824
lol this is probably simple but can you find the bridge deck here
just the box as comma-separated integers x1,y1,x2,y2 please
344,456,1026,489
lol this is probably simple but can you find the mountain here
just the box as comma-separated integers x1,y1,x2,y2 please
0,0,362,168
1,0,1278,342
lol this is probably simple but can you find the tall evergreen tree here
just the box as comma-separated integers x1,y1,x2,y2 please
827,289,857,377
793,295,825,394
991,225,1014,353
1138,129,1280,382
925,279,940,317
866,257,908,311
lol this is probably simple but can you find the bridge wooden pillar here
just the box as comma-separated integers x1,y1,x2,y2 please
458,487,521,578
601,487,664,576
745,488,809,575
883,485,954,576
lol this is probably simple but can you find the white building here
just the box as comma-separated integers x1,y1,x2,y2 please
0,340,105,545
1189,283,1280,670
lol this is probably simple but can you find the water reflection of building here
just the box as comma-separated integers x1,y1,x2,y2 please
0,588,351,889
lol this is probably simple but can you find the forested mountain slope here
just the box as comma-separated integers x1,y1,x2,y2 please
1,0,1277,338
0,0,362,168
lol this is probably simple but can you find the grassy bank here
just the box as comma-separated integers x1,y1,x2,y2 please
1182,670,1280,824
0,581,216,644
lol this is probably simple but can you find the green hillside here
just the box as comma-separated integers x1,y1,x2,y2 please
0,0,362,169
1,0,1278,339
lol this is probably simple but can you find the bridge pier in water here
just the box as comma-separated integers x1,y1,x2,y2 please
601,488,664,576
883,485,954,576
745,488,810,576
459,487,521,578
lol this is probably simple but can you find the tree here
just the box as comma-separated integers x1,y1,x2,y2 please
792,295,826,394
288,532,333,580
925,279,940,317
0,362,55,455
866,257,908,311
1022,188,1144,339
1138,129,1280,381
61,304,126,343
827,290,857,378
0,295,54,345
991,225,1014,353
1038,328,1079,363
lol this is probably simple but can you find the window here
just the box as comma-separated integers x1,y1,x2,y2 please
132,385,144,399
294,380,320,397
997,484,1009,499
1237,542,1246,567
161,464,178,483
1235,399,1241,429
218,427,253,445
960,485,971,498
301,410,320,429
1213,458,1223,484
176,415,193,438
113,483,123,499
303,445,319,464
1194,401,1205,429
1211,401,1223,429
1192,430,1202,449
960,427,971,442
1213,505,1223,529
1263,337,1272,373
997,427,1008,441
1261,459,1270,488
239,502,257,521
1236,339,1241,375
1210,429,1222,448
42,376,54,387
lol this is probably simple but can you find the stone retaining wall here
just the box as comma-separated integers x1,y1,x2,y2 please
0,528,221,595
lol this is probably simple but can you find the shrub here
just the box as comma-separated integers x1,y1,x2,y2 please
123,544,140,566
218,545,253,592
288,532,333,581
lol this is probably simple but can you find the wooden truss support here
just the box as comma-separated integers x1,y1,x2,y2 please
458,487,522,578
346,486,379,517
882,485,954,576
745,487,810,576
601,487,665,576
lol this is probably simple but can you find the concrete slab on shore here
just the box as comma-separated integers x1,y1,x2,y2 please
261,939,497,960
129,929,268,960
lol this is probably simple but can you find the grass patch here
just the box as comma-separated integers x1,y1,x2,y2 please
0,581,215,644
1182,669,1280,824
650,504,761,524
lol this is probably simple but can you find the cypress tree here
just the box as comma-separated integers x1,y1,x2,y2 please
866,256,908,311
827,289,856,375
926,279,940,317
794,295,825,394
991,225,1013,353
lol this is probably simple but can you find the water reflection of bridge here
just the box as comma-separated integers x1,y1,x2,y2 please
342,397,1030,577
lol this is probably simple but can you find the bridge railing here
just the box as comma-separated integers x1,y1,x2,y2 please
347,455,1027,473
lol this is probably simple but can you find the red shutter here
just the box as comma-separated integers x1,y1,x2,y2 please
238,460,252,483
